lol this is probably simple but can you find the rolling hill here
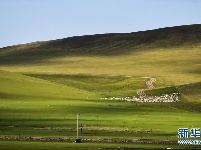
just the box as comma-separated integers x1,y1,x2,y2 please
0,24,200,85
0,24,201,149
0,69,96,100
0,24,201,59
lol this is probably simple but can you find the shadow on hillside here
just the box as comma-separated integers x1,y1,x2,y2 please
0,24,201,65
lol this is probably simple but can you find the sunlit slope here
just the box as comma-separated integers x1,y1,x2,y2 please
25,74,178,98
25,74,201,103
0,47,200,85
0,24,200,85
0,70,96,100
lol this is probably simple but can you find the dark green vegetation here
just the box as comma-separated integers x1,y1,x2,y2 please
0,140,195,150
0,24,201,149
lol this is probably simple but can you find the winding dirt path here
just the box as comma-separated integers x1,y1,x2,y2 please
137,77,156,96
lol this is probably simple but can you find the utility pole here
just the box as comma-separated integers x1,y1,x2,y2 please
77,113,79,139
75,113,81,143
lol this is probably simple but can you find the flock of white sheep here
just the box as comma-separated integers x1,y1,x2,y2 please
100,93,180,103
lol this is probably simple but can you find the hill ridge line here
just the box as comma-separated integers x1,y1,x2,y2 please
1,24,201,49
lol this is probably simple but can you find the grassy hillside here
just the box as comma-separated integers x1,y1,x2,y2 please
0,47,200,85
0,24,200,85
0,24,201,149
0,72,200,149
25,74,178,98
0,24,201,57
0,70,96,100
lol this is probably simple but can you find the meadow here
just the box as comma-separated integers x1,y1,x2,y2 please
0,24,201,149
0,70,200,149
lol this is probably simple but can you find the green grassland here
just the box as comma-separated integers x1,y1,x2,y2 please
0,24,201,149
0,71,200,149
1,47,200,85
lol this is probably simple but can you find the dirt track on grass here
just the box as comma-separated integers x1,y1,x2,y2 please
137,77,156,97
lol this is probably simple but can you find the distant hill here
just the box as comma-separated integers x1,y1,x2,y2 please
0,24,201,64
